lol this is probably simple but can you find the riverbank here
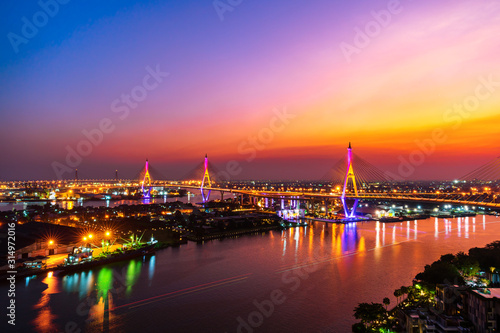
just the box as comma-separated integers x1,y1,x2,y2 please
184,223,304,242
0,238,187,283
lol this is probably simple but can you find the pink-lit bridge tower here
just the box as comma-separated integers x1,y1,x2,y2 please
341,143,359,218
142,159,152,199
201,154,211,202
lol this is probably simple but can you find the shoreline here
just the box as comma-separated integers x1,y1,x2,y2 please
0,223,301,282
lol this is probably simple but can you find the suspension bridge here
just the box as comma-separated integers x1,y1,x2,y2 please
5,146,500,213
167,144,500,212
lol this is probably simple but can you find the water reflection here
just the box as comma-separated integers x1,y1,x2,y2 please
282,237,287,257
32,272,61,332
0,192,211,212
89,267,114,332
282,222,362,263
148,255,156,284
435,219,439,238
26,274,36,287
62,271,95,299
304,217,499,257
126,260,142,296
97,268,113,298
341,223,358,253
376,222,380,248
55,260,149,332
427,216,497,239
358,236,366,252
382,223,386,246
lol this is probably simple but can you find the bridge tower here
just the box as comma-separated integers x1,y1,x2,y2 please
142,159,152,199
201,154,212,202
341,143,359,218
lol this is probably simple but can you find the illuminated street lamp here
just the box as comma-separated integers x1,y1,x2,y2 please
48,240,54,246
88,234,93,239
83,237,87,242
105,231,111,237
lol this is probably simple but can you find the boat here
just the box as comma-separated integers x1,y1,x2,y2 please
57,243,156,275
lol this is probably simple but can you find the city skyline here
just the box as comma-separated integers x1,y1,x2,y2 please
1,0,500,181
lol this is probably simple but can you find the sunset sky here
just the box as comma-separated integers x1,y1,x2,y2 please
1,0,499,180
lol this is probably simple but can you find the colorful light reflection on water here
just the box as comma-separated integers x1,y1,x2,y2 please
6,216,500,332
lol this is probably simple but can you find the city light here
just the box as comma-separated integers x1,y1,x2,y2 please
2,2,500,332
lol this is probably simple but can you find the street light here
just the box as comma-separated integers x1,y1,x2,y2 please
48,240,54,245
88,234,93,239
105,231,110,237
83,237,87,241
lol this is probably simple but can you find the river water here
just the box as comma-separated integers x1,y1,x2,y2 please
2,215,500,333
0,192,210,212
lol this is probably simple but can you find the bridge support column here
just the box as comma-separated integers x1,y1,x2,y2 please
341,143,359,219
201,154,212,203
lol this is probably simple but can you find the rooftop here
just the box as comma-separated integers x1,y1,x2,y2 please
472,288,500,299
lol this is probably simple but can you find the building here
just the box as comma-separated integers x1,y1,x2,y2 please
465,288,500,333
435,284,468,316
398,306,470,333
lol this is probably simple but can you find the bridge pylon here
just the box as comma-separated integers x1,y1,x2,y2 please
341,143,359,218
201,154,211,202
141,159,152,199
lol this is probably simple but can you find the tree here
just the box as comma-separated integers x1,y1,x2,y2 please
415,261,464,286
440,253,455,264
353,302,387,328
486,241,500,250
400,286,409,302
383,297,390,310
455,251,480,277
394,289,402,305
352,322,368,333
174,210,184,225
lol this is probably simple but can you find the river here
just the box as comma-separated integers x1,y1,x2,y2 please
0,192,214,212
2,215,500,332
